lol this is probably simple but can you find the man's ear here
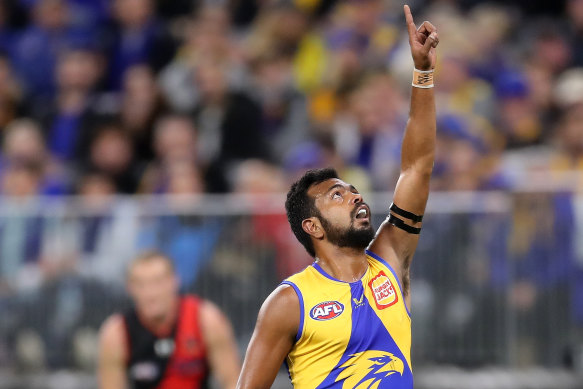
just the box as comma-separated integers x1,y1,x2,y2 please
302,217,324,240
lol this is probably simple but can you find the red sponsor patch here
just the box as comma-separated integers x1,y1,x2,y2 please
309,301,345,321
368,271,398,310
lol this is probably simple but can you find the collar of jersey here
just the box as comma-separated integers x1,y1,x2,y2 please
311,262,369,285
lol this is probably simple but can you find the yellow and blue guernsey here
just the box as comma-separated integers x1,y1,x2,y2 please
281,250,412,389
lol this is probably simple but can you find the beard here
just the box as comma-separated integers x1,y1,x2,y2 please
317,209,375,251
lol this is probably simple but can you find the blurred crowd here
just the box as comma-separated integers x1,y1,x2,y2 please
1,0,583,373
0,0,581,200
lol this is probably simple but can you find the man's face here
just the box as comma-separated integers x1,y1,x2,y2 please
127,258,178,322
308,179,375,250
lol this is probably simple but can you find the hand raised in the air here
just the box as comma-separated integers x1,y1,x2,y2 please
404,4,439,71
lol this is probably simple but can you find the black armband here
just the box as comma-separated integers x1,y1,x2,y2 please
388,214,421,235
390,203,424,223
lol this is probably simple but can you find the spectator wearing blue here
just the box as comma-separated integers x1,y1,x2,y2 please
137,161,222,290
486,191,576,365
65,0,110,29
332,73,406,190
0,161,44,288
494,70,546,149
104,0,176,90
14,0,97,97
0,1,25,58
29,45,106,162
433,113,509,191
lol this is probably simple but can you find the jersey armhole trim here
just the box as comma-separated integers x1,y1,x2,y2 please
280,281,304,343
365,249,412,318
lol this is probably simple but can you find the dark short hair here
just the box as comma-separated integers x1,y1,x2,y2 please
285,168,339,257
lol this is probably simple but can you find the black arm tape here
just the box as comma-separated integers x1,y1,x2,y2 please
388,214,421,235
390,203,424,223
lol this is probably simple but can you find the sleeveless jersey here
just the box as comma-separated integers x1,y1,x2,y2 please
282,250,412,389
123,295,209,389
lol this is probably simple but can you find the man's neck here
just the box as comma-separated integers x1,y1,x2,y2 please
315,244,368,283
138,297,179,336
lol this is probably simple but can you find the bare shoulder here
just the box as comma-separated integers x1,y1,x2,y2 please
256,284,300,337
264,284,300,311
199,300,232,333
100,314,125,341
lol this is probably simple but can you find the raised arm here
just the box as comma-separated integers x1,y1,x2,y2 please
369,5,439,296
236,284,300,389
199,301,241,389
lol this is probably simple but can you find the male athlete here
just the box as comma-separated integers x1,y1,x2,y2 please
99,251,241,389
237,5,438,389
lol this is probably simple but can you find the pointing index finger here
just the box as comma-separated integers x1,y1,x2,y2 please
404,4,416,40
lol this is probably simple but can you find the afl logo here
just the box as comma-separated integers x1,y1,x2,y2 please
310,301,344,321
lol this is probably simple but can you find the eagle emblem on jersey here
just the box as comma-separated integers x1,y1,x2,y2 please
336,351,404,388
368,271,398,310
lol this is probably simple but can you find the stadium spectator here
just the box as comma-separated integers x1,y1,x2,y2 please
138,159,222,289
65,0,110,29
1,119,69,194
105,0,176,90
432,114,508,190
249,50,310,162
0,54,23,130
85,123,143,194
159,4,244,113
140,114,204,193
29,46,105,162
550,104,583,172
234,159,312,278
0,161,43,291
501,192,575,365
119,64,166,161
568,0,583,66
0,2,20,56
494,71,546,149
14,0,95,97
332,73,406,190
74,172,140,287
192,59,269,190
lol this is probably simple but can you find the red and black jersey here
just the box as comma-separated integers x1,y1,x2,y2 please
123,295,210,389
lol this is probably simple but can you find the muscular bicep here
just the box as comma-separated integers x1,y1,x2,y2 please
98,315,128,389
393,168,431,217
369,170,428,292
200,302,241,389
236,285,300,389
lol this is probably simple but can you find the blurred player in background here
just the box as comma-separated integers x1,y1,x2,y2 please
237,5,438,389
98,251,240,389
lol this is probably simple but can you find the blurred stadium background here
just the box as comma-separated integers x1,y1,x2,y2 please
0,0,582,388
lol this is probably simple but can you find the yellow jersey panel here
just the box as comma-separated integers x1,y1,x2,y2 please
282,250,412,389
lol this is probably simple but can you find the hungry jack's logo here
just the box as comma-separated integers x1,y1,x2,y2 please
368,271,398,310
